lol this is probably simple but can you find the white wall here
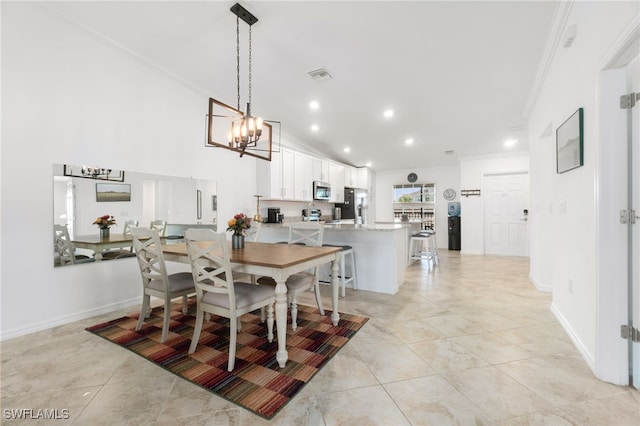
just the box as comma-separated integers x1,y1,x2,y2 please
458,153,530,255
374,166,460,248
0,3,259,339
527,1,639,381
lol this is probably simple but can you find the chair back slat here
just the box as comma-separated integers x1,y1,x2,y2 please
130,227,170,291
245,221,262,242
53,224,75,265
184,229,236,306
288,222,324,246
150,220,167,236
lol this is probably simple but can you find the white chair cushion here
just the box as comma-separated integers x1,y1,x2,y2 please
148,272,194,292
201,282,275,310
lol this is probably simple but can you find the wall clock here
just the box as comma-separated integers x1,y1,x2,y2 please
443,188,456,200
407,173,418,183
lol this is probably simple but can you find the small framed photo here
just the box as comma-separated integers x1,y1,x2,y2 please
96,183,131,202
556,108,584,174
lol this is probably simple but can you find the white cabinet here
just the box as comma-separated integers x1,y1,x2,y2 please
357,167,374,193
344,166,358,188
329,162,344,203
281,148,295,200
312,157,330,182
294,152,313,201
256,149,282,199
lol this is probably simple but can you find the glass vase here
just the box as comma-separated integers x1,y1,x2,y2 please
100,227,110,238
232,233,245,249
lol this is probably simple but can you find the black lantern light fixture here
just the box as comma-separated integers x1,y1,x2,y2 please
63,164,125,182
206,3,276,161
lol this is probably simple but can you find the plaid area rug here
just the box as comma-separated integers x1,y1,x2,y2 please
85,299,368,419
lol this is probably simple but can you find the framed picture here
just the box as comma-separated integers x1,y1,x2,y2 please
96,183,131,202
556,108,584,174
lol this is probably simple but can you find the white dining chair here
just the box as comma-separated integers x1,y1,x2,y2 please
53,224,94,266
150,220,167,237
101,219,139,260
257,221,325,330
130,227,195,343
184,229,275,371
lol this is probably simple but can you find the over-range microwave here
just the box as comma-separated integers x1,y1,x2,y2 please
313,181,331,201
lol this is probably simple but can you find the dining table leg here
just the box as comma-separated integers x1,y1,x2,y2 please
274,277,289,368
330,257,341,326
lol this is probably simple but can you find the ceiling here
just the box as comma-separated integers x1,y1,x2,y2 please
47,1,559,171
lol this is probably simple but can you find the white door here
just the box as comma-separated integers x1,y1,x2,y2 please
484,172,529,256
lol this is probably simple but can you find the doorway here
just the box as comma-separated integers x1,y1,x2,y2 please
483,172,530,256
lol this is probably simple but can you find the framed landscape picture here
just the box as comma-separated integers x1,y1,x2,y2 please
96,183,131,202
556,108,584,174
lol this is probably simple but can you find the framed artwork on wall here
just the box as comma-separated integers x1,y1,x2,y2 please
556,107,584,174
96,183,131,202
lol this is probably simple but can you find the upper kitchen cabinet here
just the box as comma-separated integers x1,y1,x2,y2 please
312,158,330,183
256,148,283,200
357,167,374,193
294,152,313,201
344,166,358,188
329,162,345,203
281,148,295,200
257,148,311,201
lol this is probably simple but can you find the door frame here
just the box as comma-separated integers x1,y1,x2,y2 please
594,16,639,386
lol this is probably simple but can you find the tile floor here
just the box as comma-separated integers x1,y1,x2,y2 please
2,251,639,425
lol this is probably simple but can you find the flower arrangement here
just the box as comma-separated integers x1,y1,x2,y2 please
93,214,117,229
226,213,251,236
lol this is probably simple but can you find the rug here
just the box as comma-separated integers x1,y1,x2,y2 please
85,299,368,419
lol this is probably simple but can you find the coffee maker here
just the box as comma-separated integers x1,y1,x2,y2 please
267,207,281,223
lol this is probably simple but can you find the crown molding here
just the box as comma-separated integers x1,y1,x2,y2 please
598,14,640,71
523,1,575,120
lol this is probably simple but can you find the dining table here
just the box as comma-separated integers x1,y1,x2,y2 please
161,241,343,368
71,234,138,261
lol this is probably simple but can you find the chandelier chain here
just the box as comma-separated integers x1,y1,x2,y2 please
248,25,252,106
236,16,240,111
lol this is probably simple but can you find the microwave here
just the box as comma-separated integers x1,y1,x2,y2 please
313,181,331,201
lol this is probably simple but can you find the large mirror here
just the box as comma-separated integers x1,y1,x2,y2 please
53,164,217,267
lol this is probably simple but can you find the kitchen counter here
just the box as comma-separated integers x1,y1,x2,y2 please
259,221,419,294
261,221,416,232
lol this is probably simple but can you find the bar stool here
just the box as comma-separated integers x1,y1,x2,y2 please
408,231,439,270
322,244,357,297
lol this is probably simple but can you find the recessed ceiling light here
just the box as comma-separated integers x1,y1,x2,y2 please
343,147,351,153
309,101,319,110
383,109,394,118
405,138,414,145
365,162,372,168
504,139,517,148
311,124,319,132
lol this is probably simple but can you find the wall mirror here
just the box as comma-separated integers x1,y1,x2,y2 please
53,163,217,267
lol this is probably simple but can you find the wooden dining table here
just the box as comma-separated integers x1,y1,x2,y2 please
161,241,342,368
71,234,137,261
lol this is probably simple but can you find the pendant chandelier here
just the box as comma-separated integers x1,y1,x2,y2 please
206,3,275,161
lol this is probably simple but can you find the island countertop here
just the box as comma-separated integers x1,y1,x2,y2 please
259,221,419,294
261,222,417,232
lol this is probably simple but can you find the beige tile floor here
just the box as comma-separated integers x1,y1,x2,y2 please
2,251,639,425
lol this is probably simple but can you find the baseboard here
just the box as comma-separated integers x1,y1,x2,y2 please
529,272,552,292
0,297,140,341
550,301,596,372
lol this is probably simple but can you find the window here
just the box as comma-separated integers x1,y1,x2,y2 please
392,183,434,203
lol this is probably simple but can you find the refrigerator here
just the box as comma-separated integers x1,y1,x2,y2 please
448,202,461,251
337,187,369,224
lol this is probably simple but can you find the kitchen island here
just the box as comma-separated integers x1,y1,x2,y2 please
259,222,420,294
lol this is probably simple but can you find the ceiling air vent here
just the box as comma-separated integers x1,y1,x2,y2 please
308,68,333,81
444,150,455,155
